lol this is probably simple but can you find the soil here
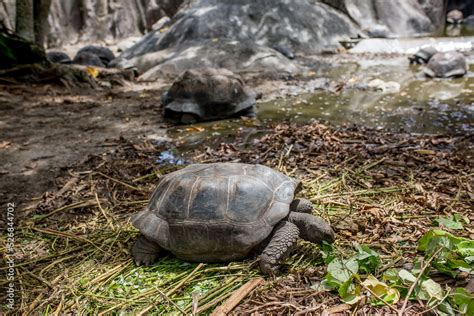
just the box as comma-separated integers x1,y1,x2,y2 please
0,81,169,208
0,76,298,210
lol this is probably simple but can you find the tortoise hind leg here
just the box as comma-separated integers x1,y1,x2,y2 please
259,221,299,275
290,198,313,214
132,235,162,266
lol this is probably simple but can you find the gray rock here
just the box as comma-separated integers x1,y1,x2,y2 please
364,24,391,38
145,0,187,30
465,15,474,25
114,0,359,77
134,40,302,79
322,0,446,37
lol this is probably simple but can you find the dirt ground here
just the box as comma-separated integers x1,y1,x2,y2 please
0,81,170,208
0,74,314,210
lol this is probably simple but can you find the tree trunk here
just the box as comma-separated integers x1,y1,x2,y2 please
0,1,14,30
34,0,52,47
95,0,109,40
15,0,34,42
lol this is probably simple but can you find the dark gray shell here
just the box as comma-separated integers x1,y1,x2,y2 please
73,52,105,67
162,68,256,120
132,163,299,262
76,45,115,66
423,52,468,78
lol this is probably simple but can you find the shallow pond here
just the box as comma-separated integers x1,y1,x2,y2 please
167,41,474,147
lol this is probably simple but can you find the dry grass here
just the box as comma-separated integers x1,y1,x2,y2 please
1,122,473,314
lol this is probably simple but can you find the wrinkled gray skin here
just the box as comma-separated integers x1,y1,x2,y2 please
423,52,468,78
162,68,257,123
409,46,438,65
131,163,335,275
47,51,71,64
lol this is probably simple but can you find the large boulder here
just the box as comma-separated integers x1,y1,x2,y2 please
145,0,188,30
113,0,359,77
136,40,302,80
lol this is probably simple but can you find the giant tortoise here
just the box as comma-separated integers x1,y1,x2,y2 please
162,68,257,124
131,163,334,275
423,52,468,78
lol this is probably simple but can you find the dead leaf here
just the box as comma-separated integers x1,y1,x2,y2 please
86,67,99,78
185,126,205,132
0,141,11,149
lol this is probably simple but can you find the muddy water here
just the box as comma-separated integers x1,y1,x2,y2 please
167,60,473,147
259,63,474,134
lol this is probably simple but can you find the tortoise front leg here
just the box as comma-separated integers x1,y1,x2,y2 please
290,198,313,213
132,234,162,266
259,221,299,275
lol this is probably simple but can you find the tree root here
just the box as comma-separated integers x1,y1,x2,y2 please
0,63,97,89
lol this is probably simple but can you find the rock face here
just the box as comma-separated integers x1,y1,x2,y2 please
113,0,360,77
145,0,188,30
322,0,447,37
47,0,147,46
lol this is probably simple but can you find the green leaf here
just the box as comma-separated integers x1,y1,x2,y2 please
355,245,381,274
321,241,336,264
456,241,474,257
325,258,359,289
398,269,416,283
382,268,400,284
451,288,474,315
338,275,355,297
434,215,464,230
418,279,444,302
341,292,363,305
437,300,455,316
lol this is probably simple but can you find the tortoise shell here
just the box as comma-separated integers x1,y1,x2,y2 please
76,45,115,66
162,68,256,120
423,52,468,78
132,163,299,262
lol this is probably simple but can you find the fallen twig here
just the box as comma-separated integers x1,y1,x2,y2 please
211,277,264,315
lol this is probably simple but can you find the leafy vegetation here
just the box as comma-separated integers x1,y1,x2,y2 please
319,230,473,315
